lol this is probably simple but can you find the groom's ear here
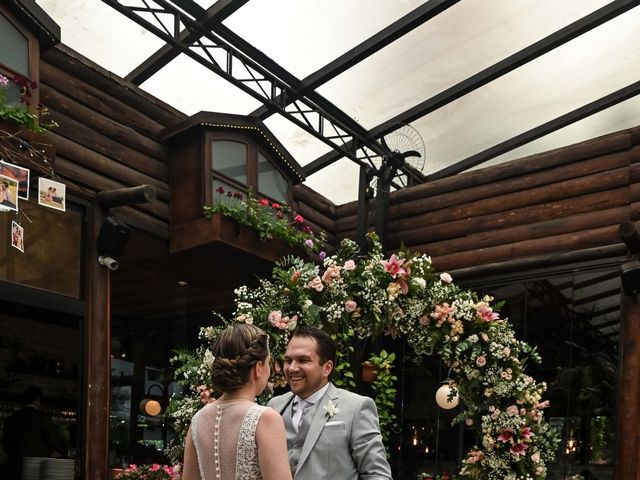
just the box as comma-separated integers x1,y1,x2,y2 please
322,360,333,379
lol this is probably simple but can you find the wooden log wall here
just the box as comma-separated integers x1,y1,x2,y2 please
292,183,337,246
39,44,185,237
335,128,639,273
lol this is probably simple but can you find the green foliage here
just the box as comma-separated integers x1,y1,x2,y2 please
367,350,399,448
0,73,58,134
203,187,326,255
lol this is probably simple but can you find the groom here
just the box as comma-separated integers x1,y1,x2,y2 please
267,326,392,479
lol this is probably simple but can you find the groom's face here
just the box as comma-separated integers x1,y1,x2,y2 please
284,336,332,399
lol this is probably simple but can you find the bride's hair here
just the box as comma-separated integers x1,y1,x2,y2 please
210,323,269,392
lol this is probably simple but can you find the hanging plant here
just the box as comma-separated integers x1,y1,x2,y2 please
166,233,559,478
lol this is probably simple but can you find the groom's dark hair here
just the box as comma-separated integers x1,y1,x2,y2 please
291,326,336,376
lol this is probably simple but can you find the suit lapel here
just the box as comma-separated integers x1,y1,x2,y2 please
297,383,339,471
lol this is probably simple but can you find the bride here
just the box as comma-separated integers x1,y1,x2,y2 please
182,324,292,480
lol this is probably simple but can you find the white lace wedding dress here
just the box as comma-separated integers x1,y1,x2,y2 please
191,401,268,480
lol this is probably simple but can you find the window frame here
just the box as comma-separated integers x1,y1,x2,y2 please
0,5,41,112
204,130,292,205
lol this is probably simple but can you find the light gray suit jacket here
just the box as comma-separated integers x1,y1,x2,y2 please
267,383,392,480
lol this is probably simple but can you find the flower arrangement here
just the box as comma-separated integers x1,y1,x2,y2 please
0,73,58,134
203,187,327,256
166,234,559,478
114,464,181,480
417,471,454,480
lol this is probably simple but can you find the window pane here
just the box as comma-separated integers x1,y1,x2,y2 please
257,152,287,203
211,178,245,205
211,140,247,184
0,13,29,75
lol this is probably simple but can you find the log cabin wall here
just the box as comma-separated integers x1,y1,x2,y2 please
335,127,639,273
292,183,338,247
39,44,185,237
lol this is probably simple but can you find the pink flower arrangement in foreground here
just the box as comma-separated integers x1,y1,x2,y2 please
115,463,181,480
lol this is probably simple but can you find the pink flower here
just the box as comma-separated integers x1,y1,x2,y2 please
537,400,550,409
520,426,535,440
291,270,301,282
259,198,270,206
478,304,499,322
319,251,327,260
306,276,324,291
268,310,282,326
531,452,541,463
498,429,513,443
305,239,314,247
510,442,528,456
321,265,341,284
150,464,161,471
271,202,281,209
345,300,357,313
419,315,430,326
397,278,409,295
506,405,518,416
343,259,356,270
381,254,407,278
466,449,484,463
294,214,304,223
430,303,455,327
440,272,452,283
476,356,486,367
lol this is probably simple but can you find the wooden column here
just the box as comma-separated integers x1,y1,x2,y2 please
83,206,110,480
616,294,640,480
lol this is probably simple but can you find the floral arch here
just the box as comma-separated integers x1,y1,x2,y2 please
167,235,559,479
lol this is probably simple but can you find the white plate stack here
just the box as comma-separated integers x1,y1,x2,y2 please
21,457,44,480
40,458,76,480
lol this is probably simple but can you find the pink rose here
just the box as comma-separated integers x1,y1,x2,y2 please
440,272,452,283
419,315,430,326
507,405,518,416
268,310,282,326
531,452,540,463
476,355,486,367
321,265,341,284
345,300,357,313
343,259,356,270
306,276,324,291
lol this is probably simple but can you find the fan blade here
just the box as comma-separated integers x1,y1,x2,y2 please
401,150,421,159
380,136,391,151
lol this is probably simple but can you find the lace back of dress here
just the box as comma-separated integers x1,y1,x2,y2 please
191,402,267,480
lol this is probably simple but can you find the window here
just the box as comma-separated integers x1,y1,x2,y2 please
211,140,247,184
257,151,288,204
0,12,29,76
207,133,290,205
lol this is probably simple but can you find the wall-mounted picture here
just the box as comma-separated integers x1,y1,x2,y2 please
38,177,66,212
0,173,19,212
0,161,30,200
11,220,24,253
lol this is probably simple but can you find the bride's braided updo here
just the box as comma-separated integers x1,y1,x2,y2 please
210,323,269,392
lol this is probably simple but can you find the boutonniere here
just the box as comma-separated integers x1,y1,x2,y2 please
323,400,339,418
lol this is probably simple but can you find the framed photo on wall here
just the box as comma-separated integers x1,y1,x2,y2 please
38,177,66,212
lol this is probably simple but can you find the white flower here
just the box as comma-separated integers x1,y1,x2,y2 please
440,272,453,283
323,400,339,418
412,277,426,289
204,349,215,368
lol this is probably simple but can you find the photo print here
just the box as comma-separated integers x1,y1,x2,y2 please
0,161,30,200
38,177,66,212
0,173,19,212
11,220,24,253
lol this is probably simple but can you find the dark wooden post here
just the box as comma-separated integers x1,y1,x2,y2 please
356,165,374,253
82,185,157,479
83,205,110,480
616,295,640,480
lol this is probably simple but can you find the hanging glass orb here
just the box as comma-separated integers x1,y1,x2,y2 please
435,382,459,409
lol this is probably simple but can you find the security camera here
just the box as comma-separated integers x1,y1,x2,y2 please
98,255,119,271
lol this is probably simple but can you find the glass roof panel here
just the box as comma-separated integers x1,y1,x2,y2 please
317,0,612,128
262,114,333,165
37,0,166,78
141,53,263,115
223,0,425,78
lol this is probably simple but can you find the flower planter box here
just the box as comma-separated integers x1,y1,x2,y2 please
0,118,56,171
170,213,297,263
